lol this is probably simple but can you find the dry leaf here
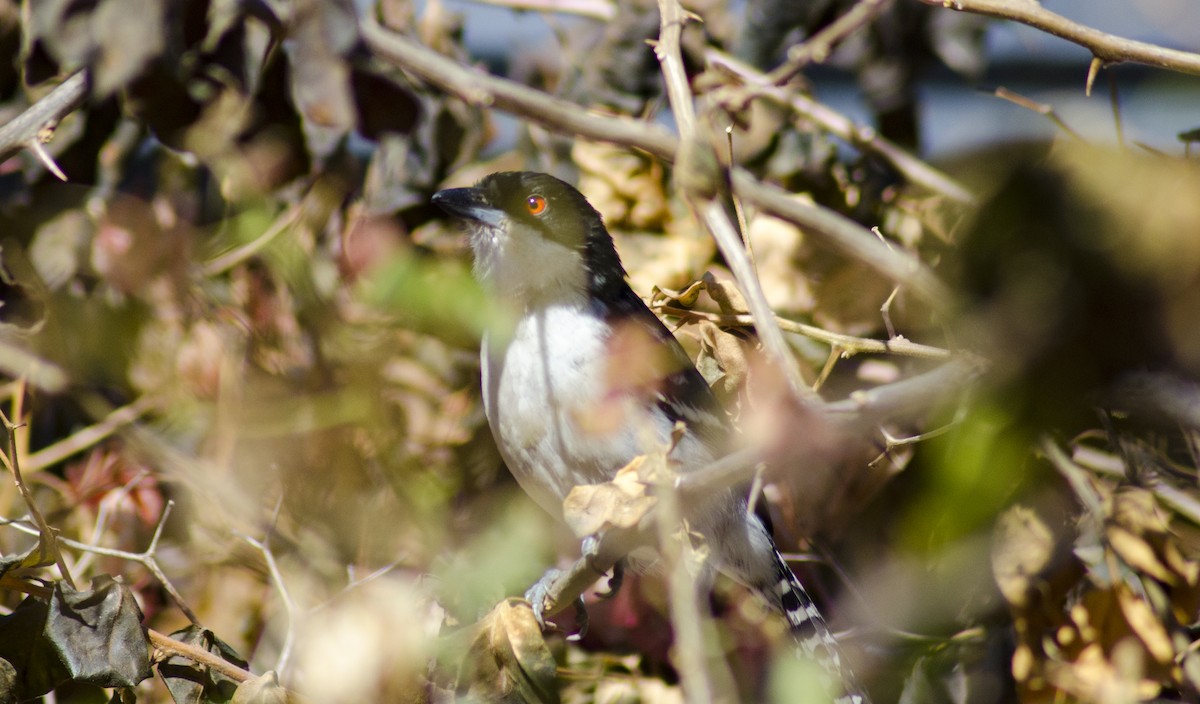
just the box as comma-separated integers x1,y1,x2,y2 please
992,505,1055,608
1116,590,1174,665
563,457,658,539
461,599,560,704
1107,526,1173,584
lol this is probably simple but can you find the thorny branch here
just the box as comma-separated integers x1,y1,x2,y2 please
916,0,1200,77
239,505,299,675
0,71,88,166
704,49,974,205
4,500,200,624
768,0,895,83
0,401,77,590
359,15,949,304
656,304,953,360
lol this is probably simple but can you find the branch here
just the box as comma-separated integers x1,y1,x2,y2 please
23,395,156,472
534,358,983,618
705,49,974,205
456,0,615,20
0,72,89,165
656,304,953,359
915,0,1200,77
769,0,895,82
239,509,299,676
359,16,949,305
4,501,200,623
0,402,76,590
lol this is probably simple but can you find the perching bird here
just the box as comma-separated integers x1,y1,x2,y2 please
433,171,867,704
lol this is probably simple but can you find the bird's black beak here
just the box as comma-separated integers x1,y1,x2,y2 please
432,187,505,227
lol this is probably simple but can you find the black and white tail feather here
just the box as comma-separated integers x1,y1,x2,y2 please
766,550,868,704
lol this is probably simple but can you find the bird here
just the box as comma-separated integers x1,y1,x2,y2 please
433,171,867,704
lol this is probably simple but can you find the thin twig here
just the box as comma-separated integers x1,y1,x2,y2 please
455,0,615,20
21,395,157,473
240,523,298,675
915,0,1200,77
74,469,153,576
706,49,974,204
991,87,1085,141
202,205,302,277
1040,436,1105,518
0,405,76,589
656,304,953,359
147,628,254,683
4,501,199,623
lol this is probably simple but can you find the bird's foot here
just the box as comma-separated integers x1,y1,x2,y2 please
524,567,589,640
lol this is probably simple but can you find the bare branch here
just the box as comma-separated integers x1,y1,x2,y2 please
0,72,88,164
655,304,954,359
4,500,200,624
24,395,157,472
991,87,1085,141
359,16,950,305
0,399,77,590
240,522,299,675
768,0,895,82
915,0,1200,77
0,340,68,394
456,0,615,20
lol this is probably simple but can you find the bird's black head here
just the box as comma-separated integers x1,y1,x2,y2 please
433,171,627,306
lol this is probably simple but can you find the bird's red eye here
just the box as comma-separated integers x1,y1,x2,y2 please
526,195,547,215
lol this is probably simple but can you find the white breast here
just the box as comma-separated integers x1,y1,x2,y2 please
481,304,714,519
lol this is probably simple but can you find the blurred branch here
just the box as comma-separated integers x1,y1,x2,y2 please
0,341,68,394
705,49,974,204
460,0,615,20
659,0,817,404
991,87,1085,141
0,71,88,165
648,5,741,700
768,0,894,83
657,304,953,359
22,395,157,473
240,515,299,675
914,0,1200,77
202,205,301,277
360,16,950,305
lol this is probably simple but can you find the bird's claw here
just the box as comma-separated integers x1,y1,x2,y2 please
594,558,625,600
524,567,561,630
524,567,589,640
581,535,625,600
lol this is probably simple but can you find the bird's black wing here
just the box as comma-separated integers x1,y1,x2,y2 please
597,285,732,454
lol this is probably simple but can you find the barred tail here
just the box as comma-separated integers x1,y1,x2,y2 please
766,550,870,704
